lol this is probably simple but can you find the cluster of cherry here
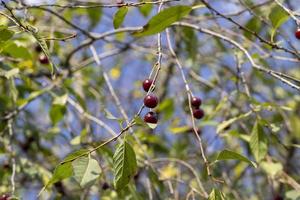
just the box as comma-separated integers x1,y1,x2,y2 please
142,79,205,125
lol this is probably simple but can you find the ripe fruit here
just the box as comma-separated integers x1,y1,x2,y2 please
273,195,283,200
191,97,202,108
35,45,42,52
101,182,110,190
144,94,158,108
295,29,300,39
39,54,49,64
0,194,9,200
143,79,153,92
193,108,204,119
144,111,158,124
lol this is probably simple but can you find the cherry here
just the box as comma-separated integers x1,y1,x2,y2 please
143,79,153,92
144,94,158,108
101,182,110,190
144,111,158,124
39,54,49,64
273,195,283,200
191,97,202,108
295,29,300,39
35,45,42,52
193,108,204,119
0,194,10,200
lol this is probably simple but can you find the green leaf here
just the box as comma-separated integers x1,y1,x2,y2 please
0,26,14,42
139,3,152,17
49,94,68,125
32,31,58,75
217,111,252,133
216,149,257,168
182,27,198,61
157,98,174,120
208,189,226,200
46,162,73,186
3,42,32,59
113,140,137,190
49,104,66,125
72,156,102,187
87,7,102,29
249,121,268,162
113,7,128,29
244,17,261,40
133,5,192,37
62,149,90,163
45,149,89,188
269,5,289,42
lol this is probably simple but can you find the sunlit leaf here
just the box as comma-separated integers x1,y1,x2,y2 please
72,156,101,187
113,7,128,29
249,121,268,162
113,140,137,190
269,5,289,42
216,149,257,168
133,6,192,37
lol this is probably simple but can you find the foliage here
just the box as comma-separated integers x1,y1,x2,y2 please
0,0,300,199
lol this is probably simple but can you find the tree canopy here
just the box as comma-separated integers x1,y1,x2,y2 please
0,0,300,199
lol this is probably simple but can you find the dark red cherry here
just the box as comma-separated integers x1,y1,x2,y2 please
273,195,283,200
295,29,300,39
39,54,49,64
143,79,153,92
144,111,158,124
193,108,204,119
35,45,42,52
101,182,110,190
191,97,202,108
144,94,158,108
0,194,10,200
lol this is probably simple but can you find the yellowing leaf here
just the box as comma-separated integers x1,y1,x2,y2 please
110,68,121,80
160,164,178,179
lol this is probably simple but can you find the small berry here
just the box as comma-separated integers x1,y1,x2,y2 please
273,195,283,200
39,54,49,64
295,29,300,39
35,45,42,52
144,94,158,108
143,79,153,92
144,111,158,124
101,182,110,190
193,108,204,119
191,97,202,108
0,194,9,200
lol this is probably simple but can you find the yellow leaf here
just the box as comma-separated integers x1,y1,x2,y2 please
110,68,120,80
18,60,33,70
159,164,178,179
